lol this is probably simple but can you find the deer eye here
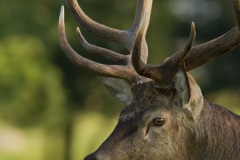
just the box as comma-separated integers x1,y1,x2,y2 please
153,118,165,126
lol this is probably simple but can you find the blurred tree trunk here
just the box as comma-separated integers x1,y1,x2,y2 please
44,129,64,160
43,119,73,160
63,119,73,160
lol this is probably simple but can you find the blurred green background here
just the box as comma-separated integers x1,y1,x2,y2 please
0,0,240,159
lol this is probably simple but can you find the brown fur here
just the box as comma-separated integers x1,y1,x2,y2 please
84,75,240,160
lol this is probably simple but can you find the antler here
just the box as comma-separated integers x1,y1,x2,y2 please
59,6,136,82
59,0,240,86
132,20,196,86
132,0,240,85
59,0,153,83
183,0,240,71
65,0,152,62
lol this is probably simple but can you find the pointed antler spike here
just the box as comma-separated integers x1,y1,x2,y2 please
179,21,196,63
184,0,240,71
180,21,196,62
76,27,128,64
59,5,65,26
169,22,196,65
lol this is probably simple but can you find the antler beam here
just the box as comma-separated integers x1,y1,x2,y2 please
184,0,240,71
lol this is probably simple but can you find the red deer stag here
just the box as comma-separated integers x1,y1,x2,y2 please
58,0,240,159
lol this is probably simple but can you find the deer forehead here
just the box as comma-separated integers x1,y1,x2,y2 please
119,94,172,121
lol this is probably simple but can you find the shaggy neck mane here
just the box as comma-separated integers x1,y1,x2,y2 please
197,100,240,159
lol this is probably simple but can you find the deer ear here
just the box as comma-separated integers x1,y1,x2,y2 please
98,77,132,105
174,68,203,114
175,68,191,106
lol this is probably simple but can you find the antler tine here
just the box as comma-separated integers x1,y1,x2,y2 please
59,6,135,82
66,0,128,48
131,12,152,77
130,0,152,34
130,0,153,62
76,27,128,65
66,0,152,54
166,22,196,65
184,0,240,71
232,0,240,31
132,21,196,85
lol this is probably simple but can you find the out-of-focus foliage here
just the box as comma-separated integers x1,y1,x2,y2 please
0,36,66,127
208,88,240,114
72,112,118,160
0,0,67,126
0,0,239,159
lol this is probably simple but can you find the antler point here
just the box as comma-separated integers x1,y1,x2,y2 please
59,5,65,25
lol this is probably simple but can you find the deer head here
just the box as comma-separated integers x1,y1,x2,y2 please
58,0,240,159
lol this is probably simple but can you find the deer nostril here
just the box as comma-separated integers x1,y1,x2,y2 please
84,154,96,160
84,153,110,160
